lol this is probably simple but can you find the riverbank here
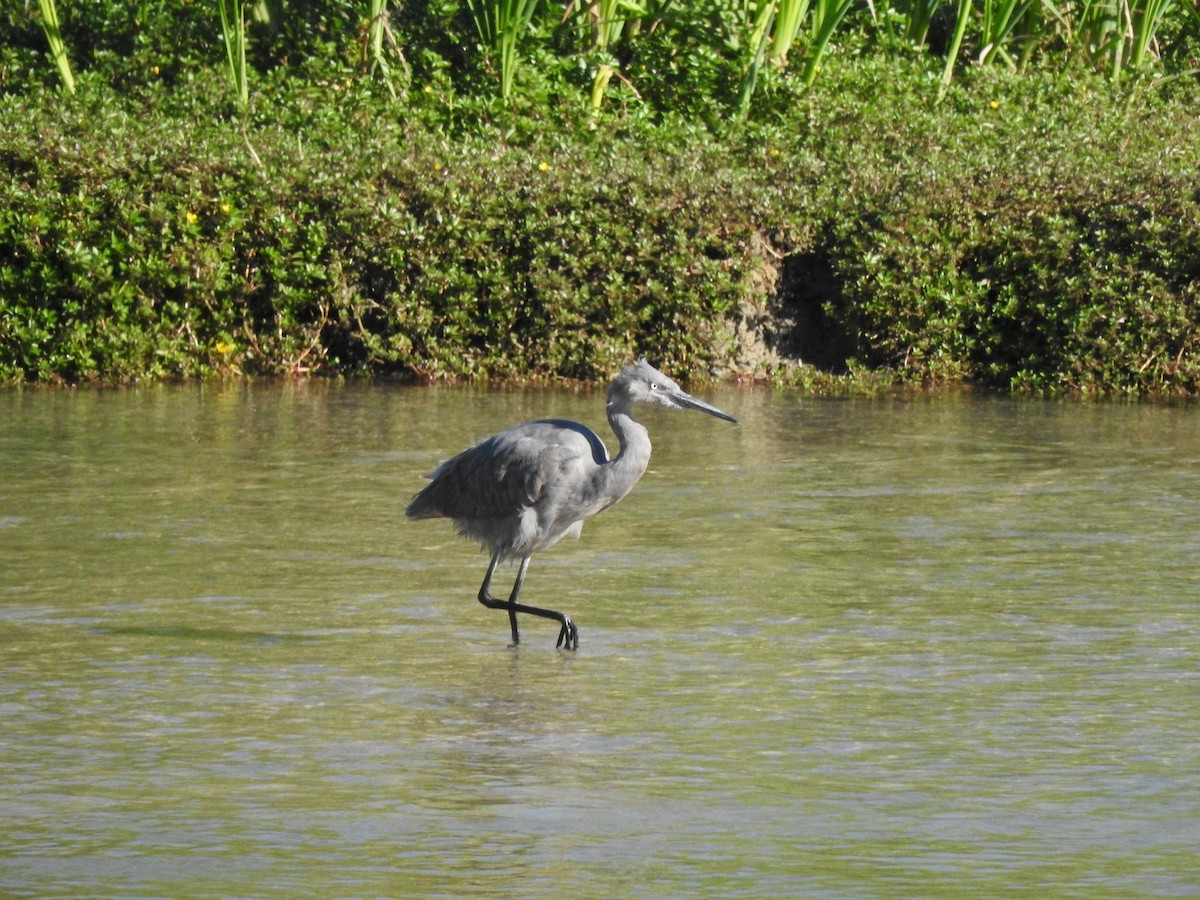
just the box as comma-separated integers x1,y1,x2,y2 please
3,51,1199,394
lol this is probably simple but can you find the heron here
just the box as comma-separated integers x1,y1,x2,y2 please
405,358,738,650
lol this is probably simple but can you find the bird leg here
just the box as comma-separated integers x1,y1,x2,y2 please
477,552,520,644
476,553,579,651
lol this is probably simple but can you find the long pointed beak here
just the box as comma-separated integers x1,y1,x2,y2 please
673,389,739,423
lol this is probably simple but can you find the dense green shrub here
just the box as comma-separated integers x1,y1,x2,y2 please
2,2,1199,394
792,63,1200,394
0,78,784,384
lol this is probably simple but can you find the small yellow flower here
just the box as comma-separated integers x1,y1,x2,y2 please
538,161,550,172
152,65,160,75
185,211,198,224
989,99,1000,109
433,161,443,171
220,202,232,214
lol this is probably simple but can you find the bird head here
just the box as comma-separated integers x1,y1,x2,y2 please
608,359,738,423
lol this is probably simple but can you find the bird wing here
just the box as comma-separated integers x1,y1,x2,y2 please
406,421,603,522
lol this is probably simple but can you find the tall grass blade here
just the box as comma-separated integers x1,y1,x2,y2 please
802,0,857,86
938,0,973,98
364,0,407,98
465,0,543,100
579,0,672,108
736,0,779,118
768,0,812,67
900,0,946,47
218,0,250,111
36,0,76,94
587,0,632,109
977,0,1036,65
1126,0,1179,74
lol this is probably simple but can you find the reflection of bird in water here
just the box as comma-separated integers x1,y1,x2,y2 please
406,359,738,650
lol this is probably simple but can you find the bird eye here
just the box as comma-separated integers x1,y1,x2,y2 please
650,382,659,391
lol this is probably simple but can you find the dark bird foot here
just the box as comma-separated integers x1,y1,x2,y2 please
556,616,579,651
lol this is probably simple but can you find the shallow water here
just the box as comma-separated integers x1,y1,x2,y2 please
2,383,1198,896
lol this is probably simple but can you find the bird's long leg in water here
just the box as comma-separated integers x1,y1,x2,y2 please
476,552,579,650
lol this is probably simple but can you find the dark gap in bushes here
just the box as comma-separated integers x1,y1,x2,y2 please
773,250,858,374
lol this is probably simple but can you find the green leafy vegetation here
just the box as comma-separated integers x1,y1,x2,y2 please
1,1,1198,394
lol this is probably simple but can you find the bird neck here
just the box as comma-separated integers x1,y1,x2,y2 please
606,404,652,491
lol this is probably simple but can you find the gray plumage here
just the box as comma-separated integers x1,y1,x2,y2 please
406,359,738,650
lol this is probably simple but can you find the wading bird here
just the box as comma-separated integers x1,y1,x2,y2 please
406,359,738,650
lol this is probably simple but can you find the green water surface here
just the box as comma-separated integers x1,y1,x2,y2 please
2,383,1197,896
